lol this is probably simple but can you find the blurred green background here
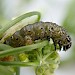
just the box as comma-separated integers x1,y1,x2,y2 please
0,0,75,75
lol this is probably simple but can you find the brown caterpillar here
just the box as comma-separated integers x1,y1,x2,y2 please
5,22,72,51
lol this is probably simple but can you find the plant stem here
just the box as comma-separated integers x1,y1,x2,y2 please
0,11,41,38
0,44,13,51
15,54,20,75
0,41,48,57
42,51,54,61
15,67,20,75
0,61,39,67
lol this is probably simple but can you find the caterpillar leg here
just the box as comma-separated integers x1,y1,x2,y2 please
52,39,56,50
58,44,62,51
47,36,50,41
53,42,57,50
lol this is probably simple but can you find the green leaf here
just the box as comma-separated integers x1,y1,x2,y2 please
0,65,13,75
0,11,41,39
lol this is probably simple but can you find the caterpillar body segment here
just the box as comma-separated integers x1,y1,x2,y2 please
5,22,72,51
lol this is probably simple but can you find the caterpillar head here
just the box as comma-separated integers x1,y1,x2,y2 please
63,35,72,51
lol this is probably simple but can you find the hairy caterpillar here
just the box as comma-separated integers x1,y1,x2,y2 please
5,22,72,51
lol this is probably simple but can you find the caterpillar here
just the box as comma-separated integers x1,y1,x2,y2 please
5,22,72,51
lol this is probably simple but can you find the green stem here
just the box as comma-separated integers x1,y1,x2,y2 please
36,47,43,62
43,51,54,61
0,44,13,51
15,67,20,75
0,61,39,67
15,54,20,75
0,11,41,38
15,54,21,75
0,41,48,57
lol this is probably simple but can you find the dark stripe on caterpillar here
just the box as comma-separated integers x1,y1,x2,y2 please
5,21,72,51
